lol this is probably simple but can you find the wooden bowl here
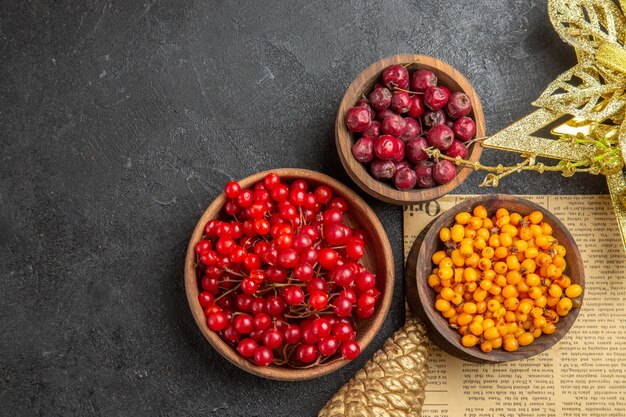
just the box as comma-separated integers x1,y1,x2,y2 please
184,168,394,380
336,54,485,205
405,195,585,363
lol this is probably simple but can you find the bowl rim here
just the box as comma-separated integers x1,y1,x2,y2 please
184,167,395,380
335,53,485,205
412,194,585,362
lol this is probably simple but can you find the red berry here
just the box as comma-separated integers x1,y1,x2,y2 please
262,328,284,349
381,114,407,137
382,64,409,89
333,295,353,317
370,159,396,180
237,190,254,208
296,344,319,363
410,69,437,91
318,337,339,356
318,248,339,269
233,313,254,334
309,290,329,310
453,117,476,141
314,185,332,204
250,298,266,315
324,223,348,246
284,324,302,345
394,167,418,191
198,292,215,308
270,183,289,202
241,277,259,295
253,346,273,366
357,99,376,119
311,318,332,338
445,92,472,119
333,322,356,342
322,208,343,224
207,311,228,331
278,248,299,268
424,86,450,110
368,87,392,111
362,120,381,138
405,137,429,163
346,238,365,260
444,140,468,159
390,91,411,113
427,124,455,150
237,338,258,358
265,295,286,316
346,106,372,132
253,313,272,331
407,95,426,118
341,341,361,360
266,265,287,283
222,324,241,342
224,181,242,199
432,160,457,184
399,118,421,142
330,197,349,212
282,285,305,306
423,109,447,128
195,239,212,255
414,161,436,188
331,264,355,287
355,271,376,292
294,262,314,282
236,294,254,312
263,173,280,190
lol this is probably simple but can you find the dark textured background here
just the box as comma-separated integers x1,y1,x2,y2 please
0,1,607,416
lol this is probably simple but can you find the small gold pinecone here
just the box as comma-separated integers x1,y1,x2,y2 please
319,318,429,417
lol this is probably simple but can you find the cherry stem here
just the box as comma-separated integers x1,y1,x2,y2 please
392,86,424,95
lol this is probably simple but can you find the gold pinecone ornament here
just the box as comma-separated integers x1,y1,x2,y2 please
319,318,429,417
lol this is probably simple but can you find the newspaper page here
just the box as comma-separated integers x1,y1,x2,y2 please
403,195,626,417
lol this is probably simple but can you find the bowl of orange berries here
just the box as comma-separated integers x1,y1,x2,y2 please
405,195,584,363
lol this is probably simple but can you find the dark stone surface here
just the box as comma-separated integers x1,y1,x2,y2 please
0,1,607,416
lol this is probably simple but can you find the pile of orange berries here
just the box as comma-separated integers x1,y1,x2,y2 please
429,205,583,353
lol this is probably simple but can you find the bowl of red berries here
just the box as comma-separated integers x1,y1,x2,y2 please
336,54,485,205
185,168,394,380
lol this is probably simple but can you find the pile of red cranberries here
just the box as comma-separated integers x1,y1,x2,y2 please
195,173,380,367
346,64,476,190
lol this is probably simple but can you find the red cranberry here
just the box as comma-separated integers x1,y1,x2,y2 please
254,346,273,366
410,69,437,91
390,91,411,113
394,167,418,190
394,160,412,172
224,181,242,199
415,161,436,188
237,338,258,358
370,159,396,180
362,120,381,138
376,109,395,122
333,295,353,317
405,137,429,163
424,86,450,110
423,110,447,128
427,124,454,150
262,328,284,349
406,95,425,119
309,290,329,310
453,117,476,141
368,87,392,111
345,106,371,132
391,138,405,163
444,140,468,159
318,337,339,356
296,344,318,363
381,114,406,137
399,118,421,142
445,92,472,119
357,99,376,119
284,324,302,345
382,64,409,89
340,340,360,360
333,322,355,342
433,160,457,184
351,137,375,163
373,135,400,160
317,248,338,269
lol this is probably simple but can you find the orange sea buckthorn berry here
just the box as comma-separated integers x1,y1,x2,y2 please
469,321,483,336
494,274,507,288
557,298,573,316
459,244,474,258
517,332,534,346
464,228,477,239
440,287,455,301
495,208,509,219
504,338,519,352
451,224,465,242
516,280,530,294
494,246,509,259
488,285,502,296
486,299,501,313
468,216,483,230
532,328,543,338
529,210,543,224
543,322,556,335
480,340,493,353
465,253,480,268
541,222,553,236
535,234,553,250
510,212,522,226
519,227,533,241
438,267,453,280
552,255,566,269
435,299,451,312
530,307,543,318
463,302,478,314
478,258,492,272
473,205,488,219
504,311,517,323
465,281,477,293
557,276,572,289
533,316,547,329
494,261,508,275
450,250,464,268
491,337,503,349
521,259,537,275
535,295,548,308
473,237,487,251
451,294,463,306
480,279,493,291
477,227,490,241
566,284,582,298
432,250,447,265
484,326,500,341
476,301,487,314
530,224,544,238
488,234,501,248
457,313,474,326
546,264,561,278
482,247,495,259
428,274,441,288
554,244,566,257
504,297,520,311
461,334,479,347
536,253,552,267
506,255,521,271
439,227,451,242
463,268,478,282
496,215,511,228
453,283,465,295
455,211,472,225
483,218,494,229
524,246,539,259
546,296,560,308
442,308,456,319
513,239,528,254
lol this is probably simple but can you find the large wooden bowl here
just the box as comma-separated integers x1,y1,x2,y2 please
405,195,585,363
184,168,394,380
336,54,485,205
